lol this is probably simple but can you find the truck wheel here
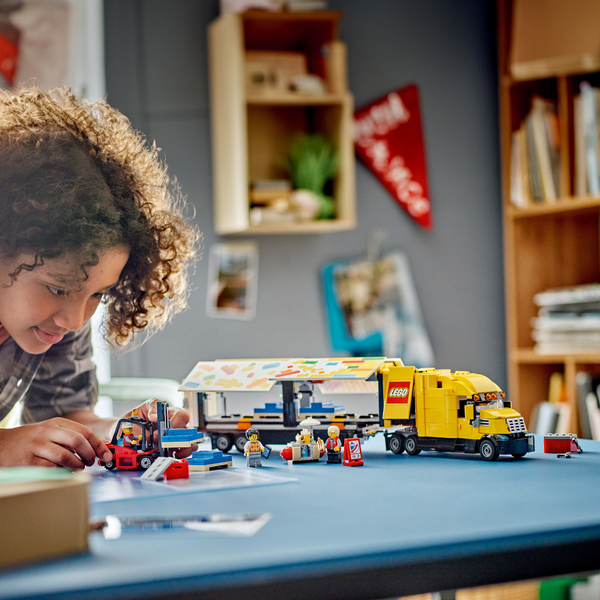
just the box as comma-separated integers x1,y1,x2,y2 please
235,435,247,453
104,459,116,470
215,434,233,453
139,456,153,470
511,452,526,459
479,438,499,461
389,434,405,455
405,435,421,456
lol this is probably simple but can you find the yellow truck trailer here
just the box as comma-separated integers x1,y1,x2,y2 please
377,360,534,461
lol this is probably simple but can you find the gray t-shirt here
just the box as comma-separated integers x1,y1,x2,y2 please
0,322,97,423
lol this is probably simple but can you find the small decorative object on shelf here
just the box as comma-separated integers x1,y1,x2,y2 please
284,133,338,220
245,50,307,96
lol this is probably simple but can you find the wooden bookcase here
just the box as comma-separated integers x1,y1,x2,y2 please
498,0,600,434
207,10,356,235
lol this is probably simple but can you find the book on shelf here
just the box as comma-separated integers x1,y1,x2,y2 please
575,371,595,439
574,93,588,196
580,81,600,196
530,401,572,436
529,371,571,436
510,96,560,207
575,371,600,440
587,392,600,440
534,282,600,307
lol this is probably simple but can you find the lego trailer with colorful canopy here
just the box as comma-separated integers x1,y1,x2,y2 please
378,360,534,461
178,358,385,452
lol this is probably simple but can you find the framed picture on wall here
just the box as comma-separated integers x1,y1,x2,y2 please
322,251,434,368
206,243,258,320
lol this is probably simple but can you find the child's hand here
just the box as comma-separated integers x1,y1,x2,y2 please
120,399,197,459
0,418,114,469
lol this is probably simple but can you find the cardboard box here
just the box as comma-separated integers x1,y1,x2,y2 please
0,469,89,569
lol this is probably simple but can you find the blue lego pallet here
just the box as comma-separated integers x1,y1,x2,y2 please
299,402,345,414
188,450,233,467
162,429,204,442
254,402,283,414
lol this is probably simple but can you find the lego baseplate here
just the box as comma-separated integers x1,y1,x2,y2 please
89,463,295,505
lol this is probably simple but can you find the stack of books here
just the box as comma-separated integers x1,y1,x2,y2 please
574,81,600,196
531,283,600,354
510,95,561,207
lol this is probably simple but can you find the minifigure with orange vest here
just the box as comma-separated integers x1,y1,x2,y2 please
244,428,271,467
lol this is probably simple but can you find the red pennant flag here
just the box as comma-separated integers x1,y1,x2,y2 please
0,31,18,87
354,84,432,230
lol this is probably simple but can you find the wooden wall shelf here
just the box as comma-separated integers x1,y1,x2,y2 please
208,10,356,235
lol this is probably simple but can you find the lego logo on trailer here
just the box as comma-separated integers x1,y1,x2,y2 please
389,388,408,398
387,382,411,403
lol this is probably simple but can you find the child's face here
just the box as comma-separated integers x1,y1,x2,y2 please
0,247,129,354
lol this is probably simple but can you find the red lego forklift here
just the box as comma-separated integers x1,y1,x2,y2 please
99,401,170,471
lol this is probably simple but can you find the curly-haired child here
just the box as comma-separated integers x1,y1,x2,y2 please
0,86,200,468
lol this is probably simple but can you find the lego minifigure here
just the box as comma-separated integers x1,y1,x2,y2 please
244,428,265,467
280,418,326,462
326,425,343,464
121,427,139,448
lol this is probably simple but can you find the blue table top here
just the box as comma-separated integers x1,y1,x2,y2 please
1,434,600,600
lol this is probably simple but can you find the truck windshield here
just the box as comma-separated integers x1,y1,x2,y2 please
478,399,504,411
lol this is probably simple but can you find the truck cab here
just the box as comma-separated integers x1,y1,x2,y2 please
379,361,534,460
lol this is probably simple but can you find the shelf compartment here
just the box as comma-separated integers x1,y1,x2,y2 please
511,211,600,349
245,99,355,233
510,350,600,435
242,10,341,80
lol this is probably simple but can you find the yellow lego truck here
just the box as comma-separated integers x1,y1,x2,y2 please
377,360,534,461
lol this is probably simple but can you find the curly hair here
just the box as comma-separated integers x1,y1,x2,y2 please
0,87,200,346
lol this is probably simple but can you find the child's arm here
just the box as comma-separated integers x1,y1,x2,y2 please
0,418,113,469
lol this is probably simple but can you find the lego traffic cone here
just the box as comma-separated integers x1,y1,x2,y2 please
343,438,364,467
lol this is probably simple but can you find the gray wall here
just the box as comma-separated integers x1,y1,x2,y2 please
105,0,506,390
